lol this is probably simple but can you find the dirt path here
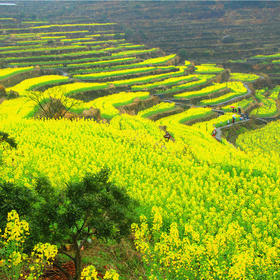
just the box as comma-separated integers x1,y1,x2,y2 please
215,119,250,142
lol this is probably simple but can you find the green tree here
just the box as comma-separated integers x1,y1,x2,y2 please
0,169,138,279
30,168,138,280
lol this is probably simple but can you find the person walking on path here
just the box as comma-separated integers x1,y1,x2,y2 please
212,127,217,137
238,107,241,114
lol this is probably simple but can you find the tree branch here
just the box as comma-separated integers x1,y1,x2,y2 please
60,250,75,262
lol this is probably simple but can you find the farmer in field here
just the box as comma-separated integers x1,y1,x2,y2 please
159,125,175,142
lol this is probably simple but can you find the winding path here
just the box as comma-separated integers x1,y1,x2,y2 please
215,119,250,142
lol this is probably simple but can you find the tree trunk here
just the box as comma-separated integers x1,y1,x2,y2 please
74,240,82,280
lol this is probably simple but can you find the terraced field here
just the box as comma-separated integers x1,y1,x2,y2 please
0,19,280,280
0,19,278,134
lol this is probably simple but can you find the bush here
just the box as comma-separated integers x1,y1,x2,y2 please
0,131,17,149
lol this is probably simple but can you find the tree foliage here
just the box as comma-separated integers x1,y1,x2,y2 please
0,169,138,280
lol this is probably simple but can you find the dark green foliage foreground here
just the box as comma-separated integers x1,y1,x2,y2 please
0,131,17,148
0,169,138,280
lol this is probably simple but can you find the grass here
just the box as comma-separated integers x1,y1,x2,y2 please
76,237,146,280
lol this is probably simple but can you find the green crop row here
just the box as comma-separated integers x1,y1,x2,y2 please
200,91,246,105
40,36,67,40
0,44,43,51
132,74,196,91
30,23,116,29
111,48,159,57
138,102,176,118
69,54,177,74
66,57,138,68
1,49,108,62
158,75,215,95
251,53,280,60
174,83,227,99
73,39,126,45
110,67,185,87
9,55,117,67
0,45,86,55
14,40,49,45
73,66,172,81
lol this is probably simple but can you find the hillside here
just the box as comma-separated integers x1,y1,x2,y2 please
0,16,280,280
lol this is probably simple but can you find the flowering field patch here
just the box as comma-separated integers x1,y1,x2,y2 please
0,67,34,80
7,75,70,95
